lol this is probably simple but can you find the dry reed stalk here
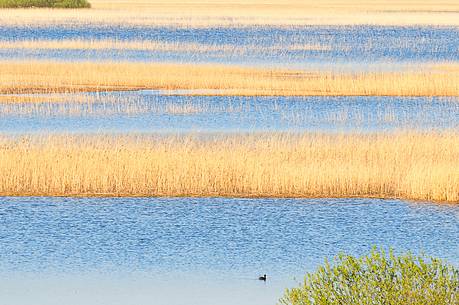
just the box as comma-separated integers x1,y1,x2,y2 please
0,132,457,202
0,95,67,103
0,93,222,116
1,61,459,96
1,0,459,27
0,39,330,52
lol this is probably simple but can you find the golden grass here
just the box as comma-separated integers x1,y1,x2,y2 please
432,64,459,72
0,93,236,116
1,61,459,96
0,132,457,202
90,0,459,12
0,94,66,103
1,0,459,27
0,39,330,53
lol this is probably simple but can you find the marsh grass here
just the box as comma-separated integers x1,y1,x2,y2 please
2,94,459,132
0,93,248,116
0,0,458,26
0,39,331,53
0,132,458,202
1,61,459,96
280,248,459,305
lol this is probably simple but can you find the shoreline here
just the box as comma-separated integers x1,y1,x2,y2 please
0,193,456,205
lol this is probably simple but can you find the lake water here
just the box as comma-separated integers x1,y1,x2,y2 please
1,25,459,70
2,93,459,134
0,197,458,305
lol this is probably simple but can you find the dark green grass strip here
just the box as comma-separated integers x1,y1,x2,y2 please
0,0,90,8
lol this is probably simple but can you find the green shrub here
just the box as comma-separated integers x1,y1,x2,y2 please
280,248,459,305
0,0,90,8
53,0,90,8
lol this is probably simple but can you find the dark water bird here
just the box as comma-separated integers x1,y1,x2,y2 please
259,274,267,281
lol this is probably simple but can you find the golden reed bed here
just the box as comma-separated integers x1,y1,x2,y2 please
1,0,459,27
0,132,458,202
1,61,459,96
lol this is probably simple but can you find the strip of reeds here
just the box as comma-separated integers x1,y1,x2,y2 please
0,93,234,116
0,132,458,202
0,39,330,53
1,0,459,27
1,61,459,96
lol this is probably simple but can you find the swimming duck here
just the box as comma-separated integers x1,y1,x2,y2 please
259,274,267,281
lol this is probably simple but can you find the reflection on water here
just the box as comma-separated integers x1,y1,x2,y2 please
1,93,458,134
0,197,458,305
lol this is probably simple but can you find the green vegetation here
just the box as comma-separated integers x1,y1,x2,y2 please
0,0,90,8
280,248,459,305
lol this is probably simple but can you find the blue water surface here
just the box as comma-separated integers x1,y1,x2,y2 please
1,25,458,68
1,94,459,134
0,197,458,305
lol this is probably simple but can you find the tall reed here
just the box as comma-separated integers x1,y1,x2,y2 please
0,132,457,202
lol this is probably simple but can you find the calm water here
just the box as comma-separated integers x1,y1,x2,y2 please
0,197,458,305
2,94,459,134
2,25,459,69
